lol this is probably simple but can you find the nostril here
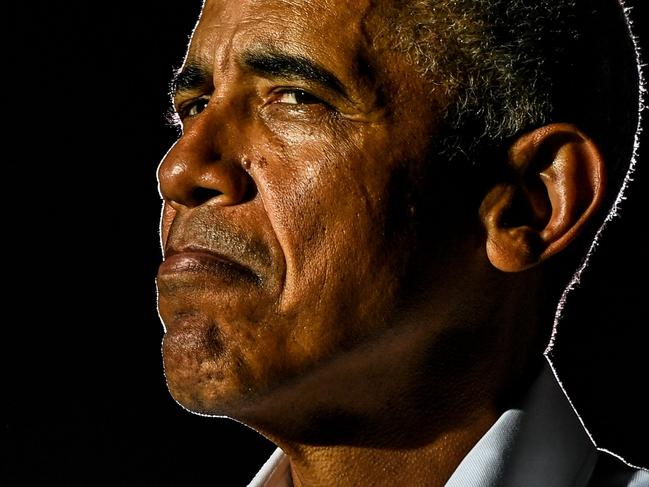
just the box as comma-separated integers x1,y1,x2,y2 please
191,187,222,206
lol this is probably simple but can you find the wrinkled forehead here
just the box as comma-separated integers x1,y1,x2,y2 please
186,0,383,84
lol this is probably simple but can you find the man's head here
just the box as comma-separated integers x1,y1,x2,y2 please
156,0,637,445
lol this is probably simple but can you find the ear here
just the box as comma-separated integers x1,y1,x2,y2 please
480,123,606,272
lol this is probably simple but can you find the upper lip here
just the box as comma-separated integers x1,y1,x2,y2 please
161,210,277,285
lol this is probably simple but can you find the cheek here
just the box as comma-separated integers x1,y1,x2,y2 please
254,126,413,343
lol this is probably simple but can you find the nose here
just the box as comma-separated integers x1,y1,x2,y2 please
157,108,253,209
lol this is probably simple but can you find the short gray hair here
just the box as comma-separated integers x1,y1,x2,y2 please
389,0,639,190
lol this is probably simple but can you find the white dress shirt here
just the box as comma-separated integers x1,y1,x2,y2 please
248,360,649,487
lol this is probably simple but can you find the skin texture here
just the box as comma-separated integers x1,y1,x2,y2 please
156,1,606,485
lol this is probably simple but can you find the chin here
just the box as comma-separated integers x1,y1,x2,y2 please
161,327,250,416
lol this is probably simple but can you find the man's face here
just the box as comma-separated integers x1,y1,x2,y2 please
157,0,483,420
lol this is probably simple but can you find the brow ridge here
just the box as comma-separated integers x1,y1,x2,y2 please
239,47,348,98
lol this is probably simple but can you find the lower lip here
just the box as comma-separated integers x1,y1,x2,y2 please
158,252,254,280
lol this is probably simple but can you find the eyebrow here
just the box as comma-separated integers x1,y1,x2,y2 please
239,48,348,99
170,49,350,101
170,61,212,98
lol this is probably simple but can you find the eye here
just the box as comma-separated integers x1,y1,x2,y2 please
178,96,210,119
273,89,322,105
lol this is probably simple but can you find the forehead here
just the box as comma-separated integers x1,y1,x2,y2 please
188,0,383,78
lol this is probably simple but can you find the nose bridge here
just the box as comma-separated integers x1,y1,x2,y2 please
157,98,253,209
178,108,223,161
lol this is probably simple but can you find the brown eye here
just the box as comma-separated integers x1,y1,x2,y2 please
274,89,321,105
180,96,210,119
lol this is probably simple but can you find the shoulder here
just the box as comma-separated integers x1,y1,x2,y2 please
588,452,649,487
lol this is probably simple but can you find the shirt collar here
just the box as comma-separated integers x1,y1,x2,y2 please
445,360,597,487
248,360,598,487
248,447,293,487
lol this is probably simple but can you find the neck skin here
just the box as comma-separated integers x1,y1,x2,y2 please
241,260,546,487
287,409,498,487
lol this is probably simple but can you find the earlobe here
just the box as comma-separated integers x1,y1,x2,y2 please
480,124,606,273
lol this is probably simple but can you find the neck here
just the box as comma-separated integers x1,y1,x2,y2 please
239,271,541,486
241,319,507,486
285,407,498,487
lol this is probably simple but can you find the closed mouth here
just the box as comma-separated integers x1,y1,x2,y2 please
159,247,260,283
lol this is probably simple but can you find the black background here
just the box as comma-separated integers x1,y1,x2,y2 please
3,1,648,485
